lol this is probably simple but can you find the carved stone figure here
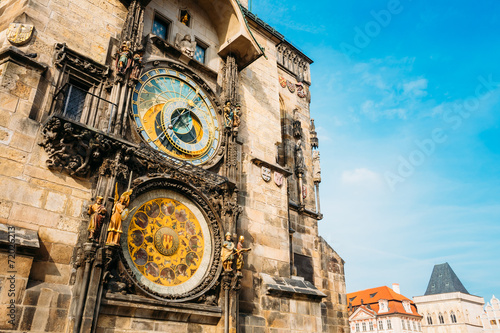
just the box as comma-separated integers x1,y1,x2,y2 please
223,101,233,128
175,34,195,58
115,41,132,75
88,196,107,241
310,119,319,149
129,51,143,81
295,140,305,173
221,232,235,271
235,236,251,271
106,185,133,246
232,104,241,133
313,150,321,183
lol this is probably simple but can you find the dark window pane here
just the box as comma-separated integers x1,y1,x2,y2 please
63,85,88,121
152,18,168,40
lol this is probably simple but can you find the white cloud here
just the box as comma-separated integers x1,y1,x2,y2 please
403,78,428,97
341,168,381,185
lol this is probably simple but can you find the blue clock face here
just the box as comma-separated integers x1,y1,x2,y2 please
131,69,221,165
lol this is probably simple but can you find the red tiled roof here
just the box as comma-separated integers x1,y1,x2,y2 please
348,286,422,318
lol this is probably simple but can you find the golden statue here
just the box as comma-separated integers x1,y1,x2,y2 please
223,101,233,128
88,196,106,241
235,235,251,271
181,12,190,26
106,184,133,246
221,232,235,271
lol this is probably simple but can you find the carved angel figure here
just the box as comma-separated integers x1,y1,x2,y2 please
88,196,107,241
221,232,235,271
106,184,133,246
175,34,195,58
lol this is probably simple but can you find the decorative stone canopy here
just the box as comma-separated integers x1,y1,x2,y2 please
196,0,263,69
260,273,326,300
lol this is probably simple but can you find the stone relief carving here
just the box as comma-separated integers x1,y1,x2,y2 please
313,150,321,184
175,33,196,58
276,42,311,83
310,119,319,149
54,43,109,78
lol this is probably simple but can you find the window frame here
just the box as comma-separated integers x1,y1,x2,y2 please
151,11,171,42
194,37,209,64
179,9,191,27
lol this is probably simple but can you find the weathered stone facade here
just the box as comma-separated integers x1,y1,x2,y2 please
0,0,349,332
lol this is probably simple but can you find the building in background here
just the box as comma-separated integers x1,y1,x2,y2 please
481,295,500,332
348,284,422,332
0,0,349,332
414,263,484,333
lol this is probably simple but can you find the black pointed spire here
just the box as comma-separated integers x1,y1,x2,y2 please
424,263,469,295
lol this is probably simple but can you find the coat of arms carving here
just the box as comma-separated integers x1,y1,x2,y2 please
7,23,34,46
261,166,271,182
274,172,283,187
279,76,287,88
302,184,307,199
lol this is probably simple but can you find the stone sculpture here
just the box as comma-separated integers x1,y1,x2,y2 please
88,196,107,241
106,185,133,246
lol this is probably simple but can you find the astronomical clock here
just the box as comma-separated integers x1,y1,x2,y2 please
131,67,222,166
119,183,222,302
118,62,225,302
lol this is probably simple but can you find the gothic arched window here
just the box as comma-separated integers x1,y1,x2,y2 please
451,311,457,323
439,313,444,324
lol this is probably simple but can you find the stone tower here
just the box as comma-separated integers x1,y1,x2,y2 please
0,0,349,331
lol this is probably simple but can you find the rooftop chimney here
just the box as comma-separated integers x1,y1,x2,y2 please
392,283,400,294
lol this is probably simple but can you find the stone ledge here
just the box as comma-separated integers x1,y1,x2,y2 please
251,157,293,177
0,46,48,72
260,273,326,300
0,222,40,255
101,292,222,325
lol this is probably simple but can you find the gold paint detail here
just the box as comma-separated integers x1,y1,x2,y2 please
7,23,34,46
127,197,205,286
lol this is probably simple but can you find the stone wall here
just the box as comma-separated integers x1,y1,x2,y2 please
0,0,350,332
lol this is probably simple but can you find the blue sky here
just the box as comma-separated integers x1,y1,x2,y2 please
250,0,500,300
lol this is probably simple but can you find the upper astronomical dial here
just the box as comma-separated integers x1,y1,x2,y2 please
131,69,220,165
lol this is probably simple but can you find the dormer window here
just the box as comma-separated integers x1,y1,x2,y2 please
379,299,388,313
403,300,412,313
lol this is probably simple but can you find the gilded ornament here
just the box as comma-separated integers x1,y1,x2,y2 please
7,23,34,46
235,236,251,271
279,76,287,88
106,184,133,246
